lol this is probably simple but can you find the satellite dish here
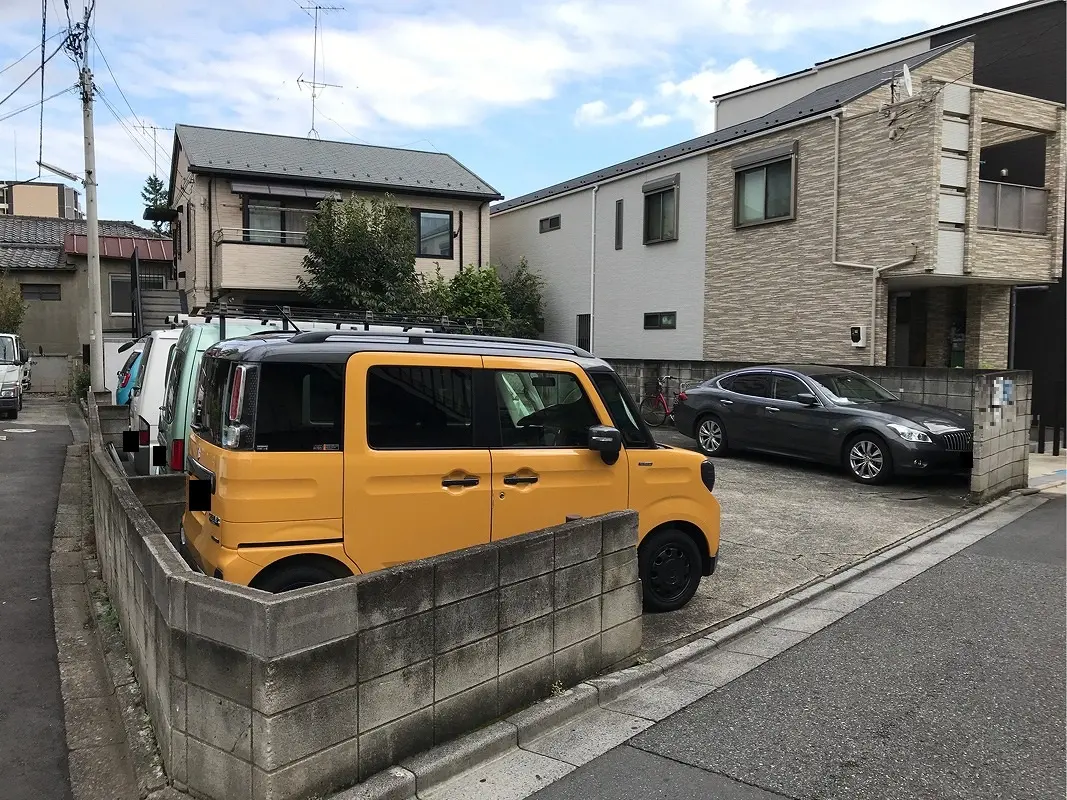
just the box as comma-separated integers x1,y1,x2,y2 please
902,63,914,98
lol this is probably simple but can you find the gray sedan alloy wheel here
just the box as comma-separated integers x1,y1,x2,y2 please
849,438,885,482
697,417,724,455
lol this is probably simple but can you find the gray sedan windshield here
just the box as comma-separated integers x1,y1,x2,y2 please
808,373,897,405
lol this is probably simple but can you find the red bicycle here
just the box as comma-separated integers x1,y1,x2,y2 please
639,375,689,427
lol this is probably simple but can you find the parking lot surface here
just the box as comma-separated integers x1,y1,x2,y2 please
645,427,971,653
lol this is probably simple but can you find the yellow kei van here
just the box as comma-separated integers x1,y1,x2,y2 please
182,330,720,611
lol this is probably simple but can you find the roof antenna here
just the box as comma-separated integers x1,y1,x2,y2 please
294,2,344,139
278,305,303,333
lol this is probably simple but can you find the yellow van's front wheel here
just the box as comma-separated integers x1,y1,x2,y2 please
639,528,702,612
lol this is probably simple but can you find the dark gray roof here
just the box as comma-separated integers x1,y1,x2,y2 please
175,124,502,201
0,216,164,271
0,244,63,271
492,39,968,214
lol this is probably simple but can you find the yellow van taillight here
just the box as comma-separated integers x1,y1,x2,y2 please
228,364,249,422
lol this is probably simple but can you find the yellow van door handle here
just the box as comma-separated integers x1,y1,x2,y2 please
503,474,539,486
442,476,479,487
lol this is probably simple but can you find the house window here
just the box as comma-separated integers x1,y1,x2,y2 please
20,283,61,301
539,215,561,234
576,314,591,351
733,141,797,227
243,198,316,245
109,273,165,316
642,174,679,244
614,199,624,250
412,209,454,259
643,312,676,330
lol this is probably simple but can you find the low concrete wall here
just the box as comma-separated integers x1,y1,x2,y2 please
27,353,78,394
611,358,988,412
87,395,641,800
971,371,1032,500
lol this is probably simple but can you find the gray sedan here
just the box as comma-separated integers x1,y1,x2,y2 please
671,365,973,485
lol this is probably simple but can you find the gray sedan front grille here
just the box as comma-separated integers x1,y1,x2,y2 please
940,430,972,452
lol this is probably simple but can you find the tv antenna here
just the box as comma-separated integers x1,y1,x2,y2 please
138,124,173,176
294,3,344,139
901,63,914,98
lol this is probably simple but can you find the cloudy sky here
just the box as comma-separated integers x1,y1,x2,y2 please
0,0,1017,223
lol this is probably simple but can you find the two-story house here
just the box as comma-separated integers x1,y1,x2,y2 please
164,125,502,311
491,37,1065,372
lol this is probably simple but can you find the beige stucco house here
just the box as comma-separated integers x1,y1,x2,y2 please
164,125,502,311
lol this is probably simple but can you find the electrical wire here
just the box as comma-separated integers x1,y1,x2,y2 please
0,29,64,76
0,33,69,110
89,33,169,167
39,0,47,168
96,88,157,168
0,84,75,125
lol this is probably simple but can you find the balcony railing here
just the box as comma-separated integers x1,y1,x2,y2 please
978,180,1048,235
213,227,308,246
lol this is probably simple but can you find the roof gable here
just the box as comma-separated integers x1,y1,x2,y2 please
491,39,968,214
174,124,502,201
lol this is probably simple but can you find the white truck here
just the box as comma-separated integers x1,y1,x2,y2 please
0,332,30,420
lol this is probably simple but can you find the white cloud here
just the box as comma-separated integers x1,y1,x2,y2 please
575,99,648,126
658,57,779,133
638,114,672,128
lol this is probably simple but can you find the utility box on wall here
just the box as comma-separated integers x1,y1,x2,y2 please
850,325,868,348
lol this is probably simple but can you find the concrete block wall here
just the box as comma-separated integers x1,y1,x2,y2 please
970,371,1032,500
87,395,641,800
611,358,985,412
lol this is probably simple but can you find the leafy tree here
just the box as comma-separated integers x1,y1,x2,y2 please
499,257,545,339
141,174,168,234
0,272,27,334
299,194,421,311
445,264,512,326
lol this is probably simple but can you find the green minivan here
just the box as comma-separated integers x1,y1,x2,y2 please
157,320,281,473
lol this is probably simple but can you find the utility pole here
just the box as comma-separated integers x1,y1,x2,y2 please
80,66,104,391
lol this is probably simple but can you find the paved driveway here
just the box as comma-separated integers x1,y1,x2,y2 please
0,398,74,799
644,428,971,654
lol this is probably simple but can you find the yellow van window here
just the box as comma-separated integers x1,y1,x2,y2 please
367,365,474,449
493,370,598,448
255,362,345,451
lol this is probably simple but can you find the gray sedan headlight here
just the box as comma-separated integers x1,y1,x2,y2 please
888,423,932,443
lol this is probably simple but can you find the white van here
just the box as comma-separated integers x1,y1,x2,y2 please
129,328,183,474
0,332,30,419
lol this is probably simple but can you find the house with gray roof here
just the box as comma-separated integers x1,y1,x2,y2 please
490,37,1065,372
164,124,502,310
0,215,172,358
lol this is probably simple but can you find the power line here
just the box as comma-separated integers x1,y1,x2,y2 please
0,29,64,76
0,84,76,124
0,33,69,110
96,87,157,168
39,0,47,168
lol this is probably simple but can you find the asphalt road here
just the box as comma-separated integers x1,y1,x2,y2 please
0,420,74,800
533,496,1066,800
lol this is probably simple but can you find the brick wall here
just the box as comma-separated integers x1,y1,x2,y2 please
87,396,640,800
971,371,1032,500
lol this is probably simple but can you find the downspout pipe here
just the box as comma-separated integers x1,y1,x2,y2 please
477,200,488,267
590,185,599,352
207,176,215,303
829,109,916,365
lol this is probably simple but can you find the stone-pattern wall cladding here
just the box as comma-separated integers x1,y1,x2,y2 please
971,370,1032,500
964,285,1011,369
703,62,947,365
87,396,640,800
610,358,984,413
924,287,953,368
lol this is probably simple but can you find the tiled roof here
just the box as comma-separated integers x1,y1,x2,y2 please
0,216,165,271
175,124,503,200
0,215,163,245
0,244,63,271
64,234,173,262
492,39,969,213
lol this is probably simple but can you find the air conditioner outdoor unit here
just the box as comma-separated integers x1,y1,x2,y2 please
850,325,868,348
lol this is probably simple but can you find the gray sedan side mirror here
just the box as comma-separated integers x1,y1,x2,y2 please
797,392,819,406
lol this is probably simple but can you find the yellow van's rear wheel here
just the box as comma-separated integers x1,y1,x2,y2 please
639,528,702,612
251,556,352,593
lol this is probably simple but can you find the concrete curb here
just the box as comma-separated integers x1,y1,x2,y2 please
332,486,1035,800
52,442,183,800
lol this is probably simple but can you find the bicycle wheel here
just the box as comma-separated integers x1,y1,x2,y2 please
640,395,668,427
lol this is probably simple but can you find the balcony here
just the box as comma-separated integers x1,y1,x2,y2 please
214,228,309,291
977,181,1048,235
